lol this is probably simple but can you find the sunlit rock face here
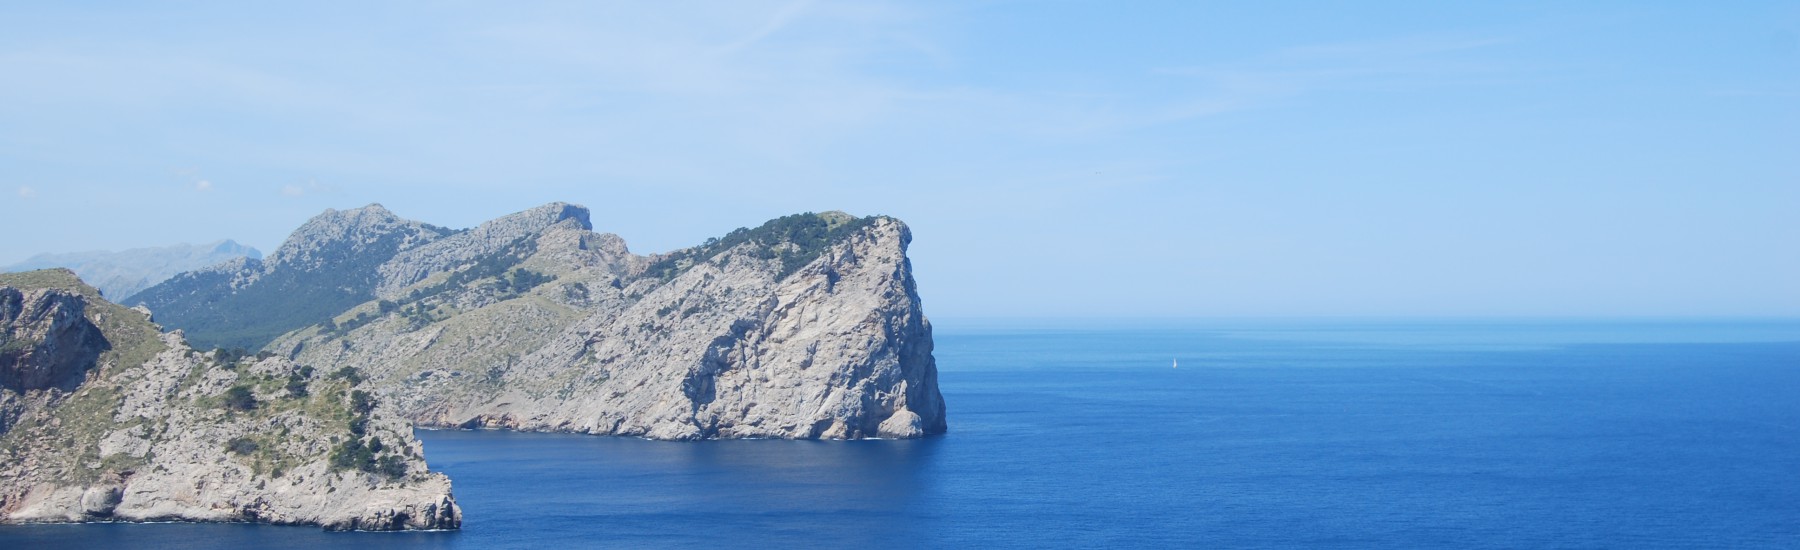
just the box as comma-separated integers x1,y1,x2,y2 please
268,208,946,441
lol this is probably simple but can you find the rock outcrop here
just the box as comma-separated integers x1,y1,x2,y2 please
0,269,459,531
264,207,946,440
374,202,591,298
1,287,106,395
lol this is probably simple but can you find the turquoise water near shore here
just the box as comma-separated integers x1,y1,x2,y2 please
4,319,1798,548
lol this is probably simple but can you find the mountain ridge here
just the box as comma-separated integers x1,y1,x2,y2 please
2,240,261,301
138,202,946,440
127,205,456,350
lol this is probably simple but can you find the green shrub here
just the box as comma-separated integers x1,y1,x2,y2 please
285,375,309,398
329,437,374,471
642,212,876,281
329,436,407,479
378,455,408,478
225,436,259,455
222,386,257,411
330,366,365,385
350,390,376,415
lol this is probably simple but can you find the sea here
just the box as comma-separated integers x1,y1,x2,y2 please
3,318,1798,549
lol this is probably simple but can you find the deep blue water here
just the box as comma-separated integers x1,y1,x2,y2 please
4,319,1798,548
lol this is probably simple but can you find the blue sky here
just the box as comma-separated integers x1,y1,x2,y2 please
2,1,1796,317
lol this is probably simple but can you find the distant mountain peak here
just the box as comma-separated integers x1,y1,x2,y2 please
205,239,262,260
306,203,399,226
2,242,263,302
265,205,448,271
504,202,591,231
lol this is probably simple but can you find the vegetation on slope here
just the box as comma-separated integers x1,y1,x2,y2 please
643,211,878,282
118,210,880,354
314,236,551,338
128,228,451,351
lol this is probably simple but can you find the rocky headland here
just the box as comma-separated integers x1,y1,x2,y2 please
136,203,946,441
0,269,459,530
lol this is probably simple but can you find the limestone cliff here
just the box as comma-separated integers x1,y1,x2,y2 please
270,207,946,440
0,286,104,397
0,269,459,531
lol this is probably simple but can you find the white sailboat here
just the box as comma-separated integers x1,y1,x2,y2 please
1172,358,1178,369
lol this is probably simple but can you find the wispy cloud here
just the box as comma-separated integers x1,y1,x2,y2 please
171,168,213,193
445,1,943,185
1145,35,1515,126
0,4,1514,200
865,33,1519,149
16,186,36,200
711,0,815,57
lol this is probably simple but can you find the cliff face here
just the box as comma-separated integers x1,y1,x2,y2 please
1,287,106,395
270,208,946,440
0,269,459,531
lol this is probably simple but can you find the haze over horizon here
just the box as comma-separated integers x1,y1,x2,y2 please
2,2,1795,318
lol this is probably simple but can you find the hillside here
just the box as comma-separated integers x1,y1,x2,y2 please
127,206,459,351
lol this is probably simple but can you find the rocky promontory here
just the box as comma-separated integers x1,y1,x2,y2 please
0,269,459,531
134,203,945,441
232,205,945,440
